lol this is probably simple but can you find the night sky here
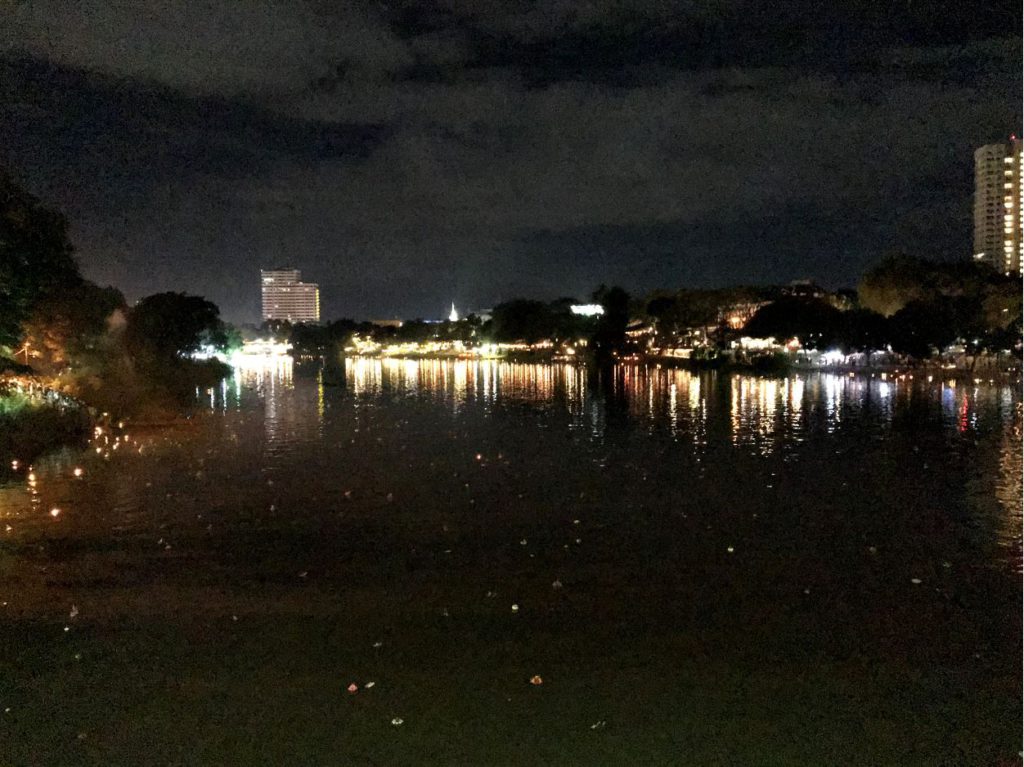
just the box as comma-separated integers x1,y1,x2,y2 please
1,1,1020,322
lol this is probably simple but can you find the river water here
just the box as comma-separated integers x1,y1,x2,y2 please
2,359,1021,765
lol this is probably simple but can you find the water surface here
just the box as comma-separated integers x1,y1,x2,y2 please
2,359,1020,765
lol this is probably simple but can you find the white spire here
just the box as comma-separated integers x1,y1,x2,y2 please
449,302,459,322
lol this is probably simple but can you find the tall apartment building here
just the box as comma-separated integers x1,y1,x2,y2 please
973,136,1022,274
260,268,320,323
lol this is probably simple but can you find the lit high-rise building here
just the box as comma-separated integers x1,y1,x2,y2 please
261,268,320,323
973,136,1022,274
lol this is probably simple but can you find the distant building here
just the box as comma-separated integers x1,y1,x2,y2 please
973,137,1022,274
370,319,404,328
449,303,459,322
261,268,320,323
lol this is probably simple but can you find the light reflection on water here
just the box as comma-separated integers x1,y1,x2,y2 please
217,358,1023,454
220,358,1023,533
2,357,1020,564
334,357,1019,440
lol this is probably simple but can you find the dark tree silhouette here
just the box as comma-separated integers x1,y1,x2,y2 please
126,292,226,360
0,174,82,348
591,285,630,360
743,298,843,349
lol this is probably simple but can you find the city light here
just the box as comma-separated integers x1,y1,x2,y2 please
821,349,846,365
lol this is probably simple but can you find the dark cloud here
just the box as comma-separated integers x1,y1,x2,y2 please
0,1,1019,321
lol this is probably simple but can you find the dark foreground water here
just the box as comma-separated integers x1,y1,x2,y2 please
2,359,1021,766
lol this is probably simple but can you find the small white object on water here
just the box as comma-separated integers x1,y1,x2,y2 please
69,605,78,619
552,579,563,590
50,508,60,517
365,681,375,689
391,718,404,726
911,578,922,584
727,546,734,553
511,604,519,612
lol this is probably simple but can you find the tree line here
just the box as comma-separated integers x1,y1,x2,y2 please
1,174,236,415
739,257,1021,358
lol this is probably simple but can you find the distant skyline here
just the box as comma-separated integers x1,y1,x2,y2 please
1,1,1020,322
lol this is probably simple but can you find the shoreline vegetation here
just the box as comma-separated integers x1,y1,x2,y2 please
3,173,1022,463
0,380,91,467
1,174,236,464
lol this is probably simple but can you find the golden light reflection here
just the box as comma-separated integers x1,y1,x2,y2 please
996,407,1023,560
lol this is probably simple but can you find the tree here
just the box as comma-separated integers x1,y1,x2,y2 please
221,324,244,353
0,174,82,348
645,295,676,321
743,298,843,349
858,255,1004,317
490,300,554,343
591,285,630,359
125,293,226,361
835,308,889,353
22,282,126,372
887,300,955,358
289,323,332,357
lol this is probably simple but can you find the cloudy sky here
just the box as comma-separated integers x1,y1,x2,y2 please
1,1,1020,321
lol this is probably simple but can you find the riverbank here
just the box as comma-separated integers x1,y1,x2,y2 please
0,384,91,468
0,358,233,467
